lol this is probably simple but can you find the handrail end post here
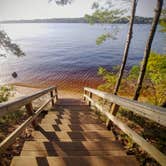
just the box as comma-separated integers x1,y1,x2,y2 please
111,104,120,116
106,119,113,130
50,91,55,107
88,92,93,107
83,90,86,101
25,103,38,129
55,88,58,101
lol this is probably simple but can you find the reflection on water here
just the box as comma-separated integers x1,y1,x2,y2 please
0,23,165,92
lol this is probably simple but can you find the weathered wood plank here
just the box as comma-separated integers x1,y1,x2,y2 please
84,87,166,127
32,130,115,142
0,86,56,117
22,141,124,151
25,103,38,128
11,156,139,166
0,97,53,153
39,124,106,132
50,91,55,106
84,95,166,166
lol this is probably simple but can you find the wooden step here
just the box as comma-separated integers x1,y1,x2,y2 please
11,156,139,166
21,141,125,157
45,110,96,116
10,98,139,166
42,116,99,122
54,105,90,111
44,113,98,120
38,124,107,132
31,131,115,142
55,99,86,105
40,119,103,125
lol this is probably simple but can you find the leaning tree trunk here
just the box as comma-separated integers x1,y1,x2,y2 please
113,0,137,95
106,0,138,129
133,0,163,100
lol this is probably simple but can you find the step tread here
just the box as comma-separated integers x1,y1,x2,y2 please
11,156,139,166
21,141,125,156
41,119,103,125
31,130,115,142
11,98,139,165
38,124,107,131
22,141,124,151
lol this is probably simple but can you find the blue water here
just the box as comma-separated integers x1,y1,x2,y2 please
0,23,165,90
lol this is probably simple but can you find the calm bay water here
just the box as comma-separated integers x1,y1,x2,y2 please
0,23,165,91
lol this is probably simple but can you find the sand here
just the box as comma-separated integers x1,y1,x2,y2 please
11,85,83,101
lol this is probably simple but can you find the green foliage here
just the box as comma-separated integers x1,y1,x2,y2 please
128,65,139,80
85,0,127,45
0,30,25,57
97,67,117,92
97,53,166,105
129,52,166,105
0,86,23,135
0,110,25,124
147,52,166,83
96,33,111,45
96,31,118,45
0,86,13,103
85,9,125,24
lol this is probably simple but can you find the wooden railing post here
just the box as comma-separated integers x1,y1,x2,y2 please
111,104,120,116
83,90,86,101
106,104,120,130
55,88,58,101
50,91,54,106
82,87,166,166
25,103,38,128
89,92,93,106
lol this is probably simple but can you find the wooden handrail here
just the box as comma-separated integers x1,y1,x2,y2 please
0,86,58,153
84,87,166,166
84,87,166,127
0,86,57,117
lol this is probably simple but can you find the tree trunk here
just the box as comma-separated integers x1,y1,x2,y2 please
113,0,137,95
107,0,138,126
133,0,163,100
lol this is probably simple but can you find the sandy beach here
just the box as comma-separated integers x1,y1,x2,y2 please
11,84,84,101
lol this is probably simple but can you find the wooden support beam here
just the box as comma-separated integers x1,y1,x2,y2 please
83,90,86,101
106,104,120,130
106,119,113,130
111,104,120,116
84,87,166,127
89,92,93,107
25,103,37,128
84,94,166,166
55,88,58,101
50,91,54,106
0,86,56,117
0,98,52,154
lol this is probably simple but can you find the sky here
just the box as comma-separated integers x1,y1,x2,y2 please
0,0,161,21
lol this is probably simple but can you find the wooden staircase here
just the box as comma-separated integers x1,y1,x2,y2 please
11,99,139,166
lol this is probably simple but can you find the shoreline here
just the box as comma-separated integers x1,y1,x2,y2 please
9,82,91,100
8,77,103,98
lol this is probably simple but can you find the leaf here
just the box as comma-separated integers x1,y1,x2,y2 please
96,33,111,45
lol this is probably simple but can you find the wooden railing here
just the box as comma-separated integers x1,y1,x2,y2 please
0,86,58,153
84,87,166,166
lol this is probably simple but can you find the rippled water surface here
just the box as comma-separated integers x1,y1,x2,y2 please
0,23,165,91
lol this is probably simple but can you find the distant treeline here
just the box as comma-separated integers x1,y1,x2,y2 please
0,16,153,24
